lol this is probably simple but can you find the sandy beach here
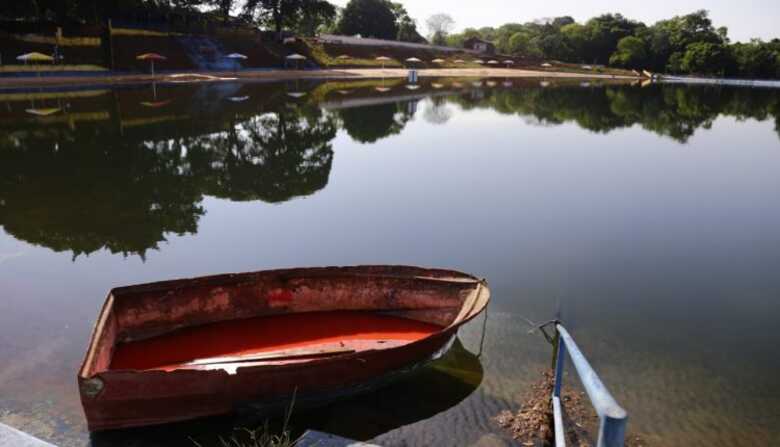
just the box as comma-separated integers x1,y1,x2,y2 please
0,67,638,88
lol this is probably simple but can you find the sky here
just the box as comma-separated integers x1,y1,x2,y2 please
329,0,780,43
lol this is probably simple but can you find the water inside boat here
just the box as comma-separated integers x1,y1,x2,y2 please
110,311,442,372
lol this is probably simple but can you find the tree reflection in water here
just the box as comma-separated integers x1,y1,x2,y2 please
1,80,778,259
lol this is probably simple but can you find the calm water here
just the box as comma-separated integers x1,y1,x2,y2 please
1,78,779,446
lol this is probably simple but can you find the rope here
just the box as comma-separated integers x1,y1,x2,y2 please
477,299,489,358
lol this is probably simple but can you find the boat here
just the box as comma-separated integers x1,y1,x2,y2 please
78,265,490,431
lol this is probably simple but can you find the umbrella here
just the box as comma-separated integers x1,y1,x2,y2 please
473,59,484,65
17,52,54,63
226,96,249,102
375,56,392,69
140,100,172,108
487,60,499,65
431,83,444,89
431,58,445,64
541,62,552,68
502,81,513,87
375,86,391,93
503,60,514,68
286,53,307,70
540,80,550,87
136,53,166,77
17,52,54,77
452,82,464,88
405,57,422,64
486,81,497,87
25,107,60,116
405,85,420,90
336,55,351,60
287,92,306,98
225,53,247,72
453,59,465,64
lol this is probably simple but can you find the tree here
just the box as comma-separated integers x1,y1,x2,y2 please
208,0,235,21
609,36,648,68
388,2,425,42
582,13,644,64
296,0,337,36
426,13,455,44
680,41,728,74
507,31,541,57
729,40,778,78
336,0,397,40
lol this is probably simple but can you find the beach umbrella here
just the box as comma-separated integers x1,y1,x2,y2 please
487,60,499,65
375,56,392,69
503,81,513,87
486,80,497,87
17,52,54,76
25,107,60,116
136,53,166,77
285,53,307,70
431,83,444,89
405,57,422,67
375,87,391,93
225,53,247,72
226,96,249,102
141,99,172,108
540,80,550,88
452,82,464,88
541,62,552,68
473,59,484,65
405,84,420,90
287,92,306,98
503,59,514,68
453,59,465,64
336,55,351,60
337,90,351,95
17,52,54,63
431,58,445,64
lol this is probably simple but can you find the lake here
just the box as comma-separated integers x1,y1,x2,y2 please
1,77,779,446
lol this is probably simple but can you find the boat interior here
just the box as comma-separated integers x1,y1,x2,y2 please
80,267,488,377
110,311,443,372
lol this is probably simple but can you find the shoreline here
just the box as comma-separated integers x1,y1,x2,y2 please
0,67,638,89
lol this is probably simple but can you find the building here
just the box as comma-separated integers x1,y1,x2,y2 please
463,37,495,55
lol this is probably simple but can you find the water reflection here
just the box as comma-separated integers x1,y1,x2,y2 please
1,79,779,259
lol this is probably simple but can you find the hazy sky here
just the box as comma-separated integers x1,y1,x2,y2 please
330,0,780,43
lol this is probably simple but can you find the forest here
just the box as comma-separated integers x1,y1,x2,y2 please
1,2,779,78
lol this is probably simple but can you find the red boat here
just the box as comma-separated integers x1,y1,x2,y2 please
78,266,490,431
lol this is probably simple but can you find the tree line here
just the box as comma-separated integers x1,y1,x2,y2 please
3,3,779,77
444,10,780,79
0,0,426,42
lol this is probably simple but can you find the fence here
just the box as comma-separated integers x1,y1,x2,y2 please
552,324,627,447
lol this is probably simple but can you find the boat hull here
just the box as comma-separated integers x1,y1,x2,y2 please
82,331,455,431
78,266,490,431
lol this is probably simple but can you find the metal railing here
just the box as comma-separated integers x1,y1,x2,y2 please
552,324,627,447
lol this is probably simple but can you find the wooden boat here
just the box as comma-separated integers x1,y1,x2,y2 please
78,266,490,431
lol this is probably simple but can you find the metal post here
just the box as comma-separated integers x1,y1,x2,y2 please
552,329,567,447
556,325,627,447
